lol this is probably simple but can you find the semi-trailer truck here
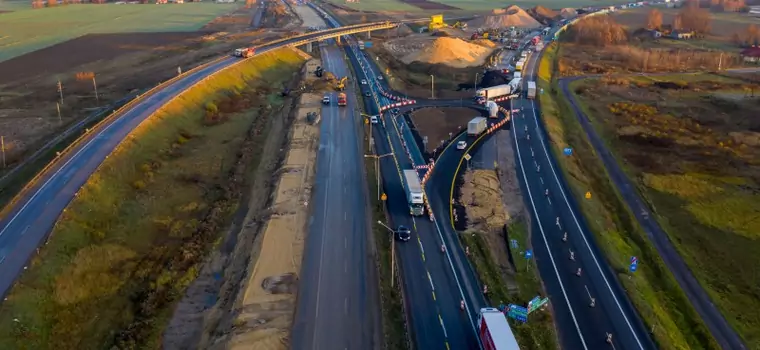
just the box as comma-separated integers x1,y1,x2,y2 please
337,92,347,106
403,170,425,216
508,78,522,93
478,308,520,350
233,47,255,58
468,117,487,135
476,84,511,100
527,81,537,99
486,100,499,118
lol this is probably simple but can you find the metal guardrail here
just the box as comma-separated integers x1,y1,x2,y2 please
0,22,402,219
0,54,229,218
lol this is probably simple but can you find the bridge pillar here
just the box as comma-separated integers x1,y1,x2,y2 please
306,41,312,53
366,30,371,40
336,35,341,44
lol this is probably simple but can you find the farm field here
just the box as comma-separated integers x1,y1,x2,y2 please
0,2,238,62
327,0,635,12
0,48,305,350
570,74,760,347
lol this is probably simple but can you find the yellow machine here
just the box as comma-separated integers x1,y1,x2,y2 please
451,21,468,29
428,14,446,31
337,76,348,91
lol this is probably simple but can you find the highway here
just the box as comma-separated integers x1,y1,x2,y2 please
0,23,400,299
558,76,747,349
290,40,381,349
503,36,655,349
321,15,481,348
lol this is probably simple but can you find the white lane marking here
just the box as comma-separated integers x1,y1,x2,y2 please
344,297,348,315
529,100,645,349
439,314,448,338
0,62,227,238
344,237,347,249
344,260,347,273
512,109,588,349
427,271,435,291
540,177,544,185
344,212,347,221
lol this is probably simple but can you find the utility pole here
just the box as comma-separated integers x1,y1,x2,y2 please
56,80,64,105
92,76,99,103
474,72,479,91
430,74,435,99
365,152,393,200
1,136,6,168
377,221,396,287
56,102,62,124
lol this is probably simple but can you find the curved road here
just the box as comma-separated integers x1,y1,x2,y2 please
559,75,746,349
0,23,401,299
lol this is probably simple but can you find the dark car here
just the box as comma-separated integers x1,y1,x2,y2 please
365,91,371,97
396,226,411,242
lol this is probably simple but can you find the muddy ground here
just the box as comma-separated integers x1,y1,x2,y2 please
0,5,298,167
409,107,480,152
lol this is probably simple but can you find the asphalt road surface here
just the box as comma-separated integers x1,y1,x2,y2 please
0,23,390,299
337,31,481,349
291,41,381,350
506,40,655,349
559,75,746,349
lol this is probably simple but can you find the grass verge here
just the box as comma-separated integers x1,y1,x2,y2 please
567,74,760,346
460,220,557,350
0,48,304,350
536,42,719,349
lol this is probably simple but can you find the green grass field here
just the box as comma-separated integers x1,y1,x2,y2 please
568,73,760,347
0,3,237,62
0,48,304,350
536,43,720,350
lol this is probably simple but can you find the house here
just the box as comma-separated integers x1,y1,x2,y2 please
670,30,694,40
741,47,760,63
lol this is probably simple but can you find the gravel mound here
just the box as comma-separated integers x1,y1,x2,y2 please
468,5,542,29
403,37,494,68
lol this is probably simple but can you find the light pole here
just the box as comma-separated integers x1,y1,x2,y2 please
430,74,435,99
364,153,393,200
474,72,479,91
377,220,396,287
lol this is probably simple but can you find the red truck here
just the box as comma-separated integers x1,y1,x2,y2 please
478,308,520,350
337,92,347,106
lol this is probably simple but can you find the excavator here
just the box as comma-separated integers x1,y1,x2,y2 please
336,76,348,91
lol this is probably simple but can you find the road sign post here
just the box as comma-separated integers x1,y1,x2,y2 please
525,249,532,271
507,304,528,323
629,256,638,273
528,296,549,314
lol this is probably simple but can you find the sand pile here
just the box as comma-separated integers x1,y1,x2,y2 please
472,39,497,48
530,5,558,23
402,37,494,68
468,5,542,29
560,8,578,19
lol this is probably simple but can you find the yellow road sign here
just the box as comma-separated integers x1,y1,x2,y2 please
585,191,592,199
381,193,387,201
463,153,472,161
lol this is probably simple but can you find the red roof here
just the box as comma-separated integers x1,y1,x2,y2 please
741,47,760,57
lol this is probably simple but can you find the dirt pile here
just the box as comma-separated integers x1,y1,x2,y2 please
468,5,542,29
560,8,578,19
530,5,558,23
402,37,494,68
460,170,509,231
472,39,497,48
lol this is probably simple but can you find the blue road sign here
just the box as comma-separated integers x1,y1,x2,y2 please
511,239,518,249
563,147,573,156
525,250,533,259
507,304,529,323
365,41,373,48
630,256,639,273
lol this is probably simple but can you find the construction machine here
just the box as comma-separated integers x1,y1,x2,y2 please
428,14,446,31
336,76,348,91
451,21,468,29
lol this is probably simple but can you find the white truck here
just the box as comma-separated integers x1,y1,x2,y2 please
527,81,537,99
478,308,520,350
403,170,425,216
508,78,522,93
468,117,487,136
486,100,499,118
476,84,511,100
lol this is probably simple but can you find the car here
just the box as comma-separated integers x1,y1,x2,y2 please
457,141,467,150
395,226,411,242
365,91,371,97
370,115,379,124
378,76,383,80
322,95,330,104
361,79,367,85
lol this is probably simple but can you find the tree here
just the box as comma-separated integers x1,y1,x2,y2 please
646,9,663,30
678,4,712,33
673,14,683,30
747,24,760,45
568,15,628,46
